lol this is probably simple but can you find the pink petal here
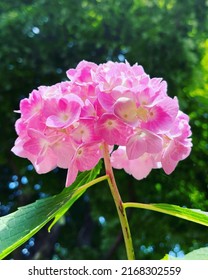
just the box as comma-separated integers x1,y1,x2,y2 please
161,141,179,174
127,154,154,180
34,149,57,174
65,163,78,187
23,137,45,155
46,100,81,128
126,133,147,159
80,99,97,118
141,97,179,132
110,146,129,170
111,147,154,180
66,60,97,83
97,113,133,145
126,130,163,160
114,97,137,124
145,131,163,153
20,90,43,120
97,91,115,111
14,119,27,136
132,64,145,75
76,143,102,171
161,156,178,175
53,138,75,168
71,119,100,144
170,141,192,161
11,137,29,158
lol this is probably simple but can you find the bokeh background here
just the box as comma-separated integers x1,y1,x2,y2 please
0,0,208,260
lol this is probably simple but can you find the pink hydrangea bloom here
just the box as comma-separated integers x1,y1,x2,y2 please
12,60,192,186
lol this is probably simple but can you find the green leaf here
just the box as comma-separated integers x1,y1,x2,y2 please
124,202,208,227
162,247,208,260
0,162,104,259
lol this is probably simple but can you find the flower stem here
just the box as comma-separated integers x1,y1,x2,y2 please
103,143,135,260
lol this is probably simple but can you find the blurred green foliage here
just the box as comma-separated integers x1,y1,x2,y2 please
0,0,207,259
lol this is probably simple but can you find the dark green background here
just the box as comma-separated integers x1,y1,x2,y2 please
0,0,208,259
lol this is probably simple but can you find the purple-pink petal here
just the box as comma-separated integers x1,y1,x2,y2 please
97,113,133,145
126,130,163,160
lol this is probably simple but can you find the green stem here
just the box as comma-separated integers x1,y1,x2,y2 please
76,175,109,195
103,143,135,260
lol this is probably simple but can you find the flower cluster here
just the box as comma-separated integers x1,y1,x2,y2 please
12,60,192,186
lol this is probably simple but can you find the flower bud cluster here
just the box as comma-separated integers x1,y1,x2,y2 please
12,61,192,186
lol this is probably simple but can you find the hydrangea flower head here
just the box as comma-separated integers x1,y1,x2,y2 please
12,60,192,186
